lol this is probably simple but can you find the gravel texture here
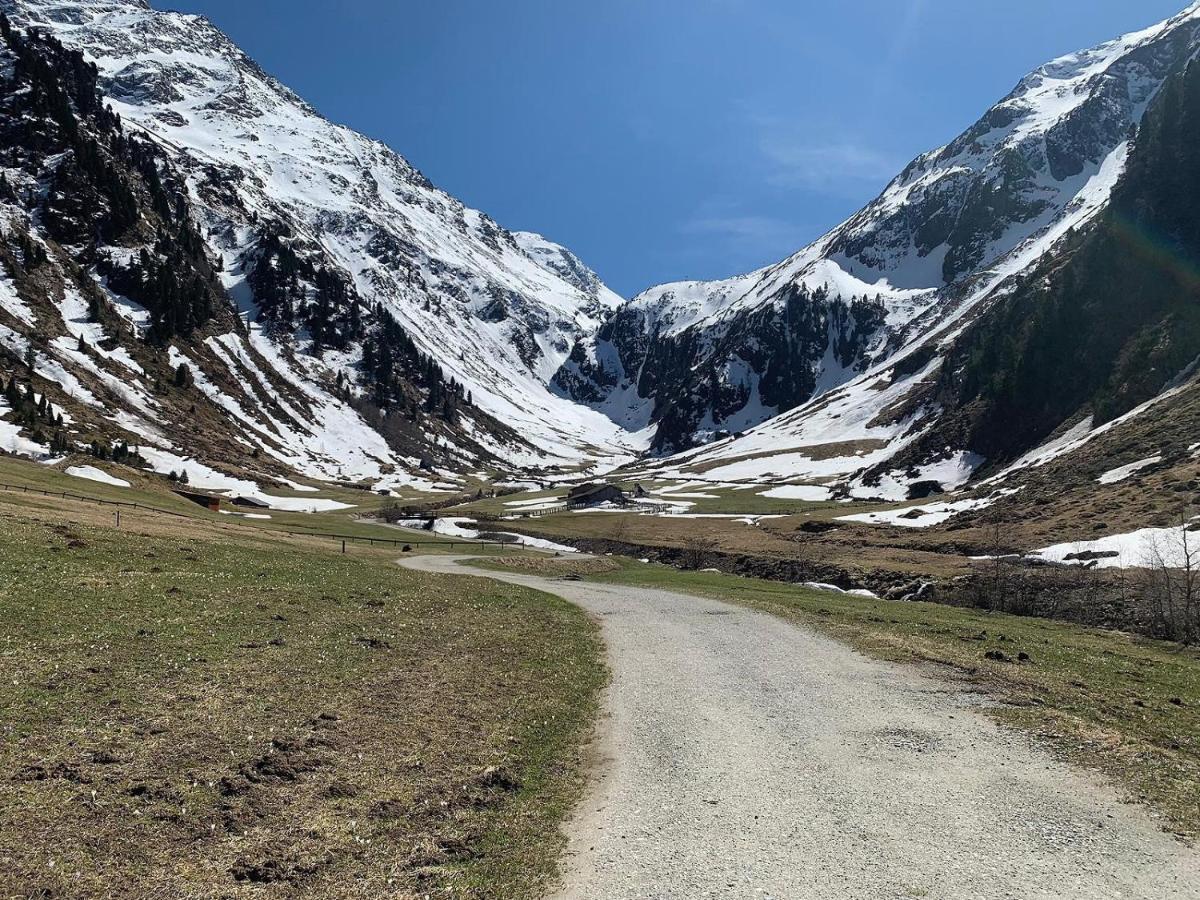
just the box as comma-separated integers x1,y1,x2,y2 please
402,556,1200,900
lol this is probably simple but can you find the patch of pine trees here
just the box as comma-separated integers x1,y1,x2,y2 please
360,305,470,424
248,225,470,426
88,438,142,466
0,13,227,343
248,226,362,354
2,374,67,453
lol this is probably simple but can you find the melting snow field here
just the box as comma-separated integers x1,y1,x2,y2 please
839,489,1020,528
403,518,579,554
758,485,834,502
0,413,54,460
137,448,354,512
504,497,566,511
1097,456,1162,484
853,452,986,502
1030,519,1200,569
65,465,131,488
245,494,354,513
839,497,992,529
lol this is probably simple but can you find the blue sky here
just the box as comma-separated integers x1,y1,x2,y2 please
163,0,1188,297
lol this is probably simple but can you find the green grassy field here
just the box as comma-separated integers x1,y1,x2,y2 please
477,555,1200,841
0,455,528,553
0,482,604,898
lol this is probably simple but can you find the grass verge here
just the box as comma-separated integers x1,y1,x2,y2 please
476,555,1200,840
0,495,604,899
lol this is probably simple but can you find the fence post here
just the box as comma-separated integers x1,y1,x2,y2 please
115,509,120,528
341,540,346,554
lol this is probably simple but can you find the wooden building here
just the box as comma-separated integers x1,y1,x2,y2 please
231,495,270,509
566,482,628,508
174,489,221,512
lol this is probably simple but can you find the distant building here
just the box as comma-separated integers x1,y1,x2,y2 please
174,489,220,512
566,482,628,508
231,495,270,509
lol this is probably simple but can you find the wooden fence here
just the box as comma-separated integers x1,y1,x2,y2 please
0,481,516,551
509,503,569,518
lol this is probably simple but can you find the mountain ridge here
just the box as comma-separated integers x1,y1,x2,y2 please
1,0,1199,511
560,2,1200,475
0,0,641,495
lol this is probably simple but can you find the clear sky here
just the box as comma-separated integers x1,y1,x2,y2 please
159,0,1189,297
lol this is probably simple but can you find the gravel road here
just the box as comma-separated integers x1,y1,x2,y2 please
400,555,1200,900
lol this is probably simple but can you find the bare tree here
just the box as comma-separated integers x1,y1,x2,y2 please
1042,555,1104,622
977,522,1014,612
1140,513,1200,644
610,513,632,546
679,535,716,571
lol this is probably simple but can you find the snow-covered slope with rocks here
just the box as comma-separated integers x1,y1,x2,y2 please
0,0,638,481
565,2,1200,464
3,0,1200,508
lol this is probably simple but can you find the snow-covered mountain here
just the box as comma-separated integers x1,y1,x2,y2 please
0,0,638,492
563,2,1200,461
2,0,1200,506
623,3,1200,504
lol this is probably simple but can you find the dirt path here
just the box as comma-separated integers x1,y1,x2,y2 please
400,555,1200,900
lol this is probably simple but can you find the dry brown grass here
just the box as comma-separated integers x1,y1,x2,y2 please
496,510,974,582
0,493,604,899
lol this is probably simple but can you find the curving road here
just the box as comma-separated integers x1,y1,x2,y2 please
400,555,1200,900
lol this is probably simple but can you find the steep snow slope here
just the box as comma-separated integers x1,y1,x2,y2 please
570,2,1200,457
3,0,1198,504
510,231,624,315
630,133,1148,495
646,1,1200,326
4,0,638,470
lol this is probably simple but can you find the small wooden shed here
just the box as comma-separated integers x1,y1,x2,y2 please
231,495,270,509
174,489,220,512
566,483,628,508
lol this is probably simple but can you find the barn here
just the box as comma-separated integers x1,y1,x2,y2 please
566,483,628,508
174,489,221,512
231,495,271,509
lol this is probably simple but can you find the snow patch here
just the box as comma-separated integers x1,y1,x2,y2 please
802,582,880,600
758,485,833,502
65,465,131,488
1097,456,1163,485
1030,519,1200,570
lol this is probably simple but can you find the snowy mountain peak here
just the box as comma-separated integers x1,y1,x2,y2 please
2,0,641,470
10,0,149,14
557,2,1200,459
2,0,1199,500
512,232,623,312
